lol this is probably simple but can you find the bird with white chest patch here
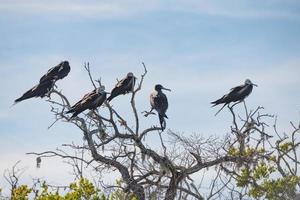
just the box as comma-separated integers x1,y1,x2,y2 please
150,84,171,130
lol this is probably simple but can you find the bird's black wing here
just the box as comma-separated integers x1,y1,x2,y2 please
39,65,60,83
211,85,244,106
228,85,244,95
55,62,70,80
39,61,70,83
107,77,132,101
67,91,99,117
234,84,253,101
117,76,130,87
14,80,54,103
68,90,96,111
226,85,247,102
94,92,107,108
154,93,168,130
153,93,168,117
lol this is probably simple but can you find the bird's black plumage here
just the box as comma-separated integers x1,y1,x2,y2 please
14,79,55,103
107,72,136,102
150,84,171,130
67,86,107,118
211,79,257,115
39,61,71,83
13,61,70,105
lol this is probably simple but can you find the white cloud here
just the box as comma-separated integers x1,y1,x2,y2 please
0,0,161,20
170,0,300,19
0,0,299,20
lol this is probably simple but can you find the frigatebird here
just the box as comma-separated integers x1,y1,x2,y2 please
150,84,171,130
211,79,257,115
13,61,70,105
14,79,55,103
107,72,136,102
39,61,71,83
67,86,107,118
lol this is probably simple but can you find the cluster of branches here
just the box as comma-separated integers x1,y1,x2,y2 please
14,63,299,200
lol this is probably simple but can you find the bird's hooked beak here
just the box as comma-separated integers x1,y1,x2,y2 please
162,87,171,92
252,83,258,87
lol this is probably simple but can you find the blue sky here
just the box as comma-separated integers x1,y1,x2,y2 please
0,0,300,194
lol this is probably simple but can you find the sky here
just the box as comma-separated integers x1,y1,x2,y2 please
0,0,300,196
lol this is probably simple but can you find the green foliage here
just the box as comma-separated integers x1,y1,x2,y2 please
35,183,64,200
65,178,100,200
252,161,273,180
228,146,239,156
12,185,32,200
249,175,300,199
236,168,250,187
279,142,293,153
7,178,137,200
235,158,300,199
228,146,266,157
229,140,300,199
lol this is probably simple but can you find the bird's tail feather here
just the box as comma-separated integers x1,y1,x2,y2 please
14,96,25,103
214,104,227,116
71,112,78,118
159,114,165,130
10,101,19,108
211,96,226,107
211,99,222,107
211,103,218,107
68,111,79,119
66,109,73,114
107,95,114,102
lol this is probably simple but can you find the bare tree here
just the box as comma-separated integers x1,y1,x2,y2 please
3,161,27,199
24,63,300,200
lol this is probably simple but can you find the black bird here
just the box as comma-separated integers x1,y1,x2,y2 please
211,79,257,115
67,86,107,118
150,84,171,130
39,61,71,83
14,79,55,103
107,72,136,102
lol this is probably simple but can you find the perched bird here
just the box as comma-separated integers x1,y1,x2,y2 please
36,157,42,168
13,61,70,105
39,61,71,83
14,79,55,103
211,79,258,115
107,72,136,102
150,84,171,130
67,86,107,118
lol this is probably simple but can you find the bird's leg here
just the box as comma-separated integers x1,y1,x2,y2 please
242,100,249,117
142,108,155,117
232,101,241,108
46,84,57,99
90,110,98,119
46,90,52,99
